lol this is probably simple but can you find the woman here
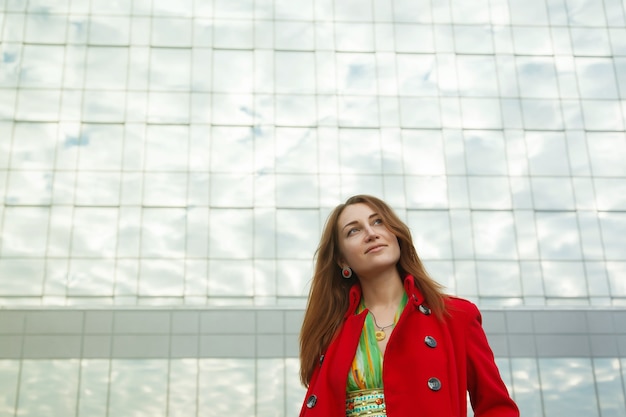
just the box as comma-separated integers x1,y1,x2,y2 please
298,195,519,417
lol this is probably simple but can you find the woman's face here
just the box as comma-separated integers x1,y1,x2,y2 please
336,203,401,277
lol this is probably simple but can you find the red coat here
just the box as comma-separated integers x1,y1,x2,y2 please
299,276,519,417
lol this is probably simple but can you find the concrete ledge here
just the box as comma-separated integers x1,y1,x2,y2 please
0,307,624,359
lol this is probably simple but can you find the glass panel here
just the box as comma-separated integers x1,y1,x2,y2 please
471,211,518,259
1,207,49,257
213,0,254,19
274,21,314,50
85,47,128,89
468,177,512,209
594,358,626,417
511,358,544,417
0,259,45,295
583,100,624,130
396,53,438,96
139,259,185,297
286,358,307,415
0,360,19,416
276,209,319,259
336,52,377,94
402,130,445,175
83,91,125,122
71,208,118,258
587,133,626,176
19,44,64,87
539,358,599,417
275,52,316,94
453,25,494,54
77,360,109,417
77,124,123,171
508,0,549,24
335,23,375,52
512,26,553,55
334,0,373,21
168,359,198,417
275,94,317,126
570,28,611,56
152,0,193,16
394,24,434,52
405,176,448,208
108,360,168,417
210,173,254,207
407,210,452,259
464,130,508,175
535,212,582,260
145,125,189,171
141,208,186,258
149,48,191,91
275,127,318,173
75,172,121,206
255,359,286,415
210,126,254,173
456,55,498,97
90,0,131,14
576,58,619,99
450,0,490,23
143,173,188,207
542,261,588,297
275,0,314,20
606,262,626,296
276,259,312,300
152,17,192,47
88,16,130,45
531,177,575,210
4,171,53,205
148,91,190,124
397,97,440,128
18,360,80,416
275,175,319,208
594,178,626,211
516,57,559,98
476,261,522,297
338,128,381,174
598,213,626,261
213,18,252,49
198,359,254,415
566,0,608,25
521,99,563,130
68,259,115,296
525,132,570,175
209,209,253,259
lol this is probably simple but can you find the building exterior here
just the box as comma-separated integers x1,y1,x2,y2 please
1,0,625,415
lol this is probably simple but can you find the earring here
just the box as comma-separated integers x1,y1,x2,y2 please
342,266,353,279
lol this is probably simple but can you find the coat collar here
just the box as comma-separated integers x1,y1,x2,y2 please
344,274,426,318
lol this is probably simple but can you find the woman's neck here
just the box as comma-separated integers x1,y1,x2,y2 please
360,269,405,309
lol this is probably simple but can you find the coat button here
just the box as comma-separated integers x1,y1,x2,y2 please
427,377,442,391
424,335,437,348
419,304,431,315
319,354,325,365
306,395,317,408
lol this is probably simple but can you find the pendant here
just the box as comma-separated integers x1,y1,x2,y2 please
375,330,386,341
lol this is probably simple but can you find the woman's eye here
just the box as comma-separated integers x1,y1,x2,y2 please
373,218,383,225
347,228,358,236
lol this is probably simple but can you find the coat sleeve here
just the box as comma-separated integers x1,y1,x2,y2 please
464,302,520,417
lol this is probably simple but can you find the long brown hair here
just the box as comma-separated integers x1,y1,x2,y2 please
299,195,447,387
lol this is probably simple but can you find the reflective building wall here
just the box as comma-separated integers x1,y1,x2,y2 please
0,0,625,415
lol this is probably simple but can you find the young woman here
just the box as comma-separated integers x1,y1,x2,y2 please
299,195,519,417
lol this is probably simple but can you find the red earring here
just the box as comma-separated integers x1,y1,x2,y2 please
342,266,353,279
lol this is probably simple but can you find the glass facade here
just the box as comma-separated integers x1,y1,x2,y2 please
1,0,625,415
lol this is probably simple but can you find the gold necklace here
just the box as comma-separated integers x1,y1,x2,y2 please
370,312,395,341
